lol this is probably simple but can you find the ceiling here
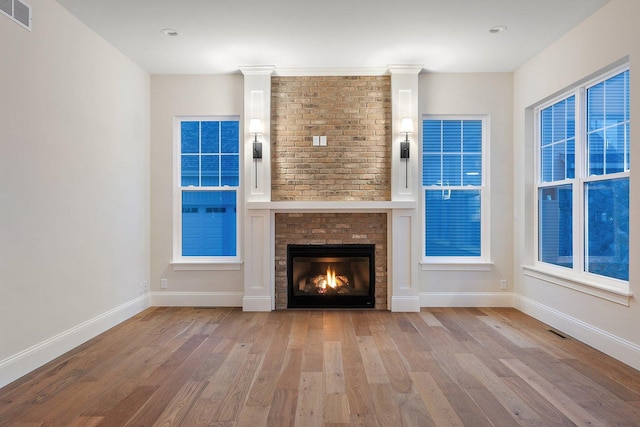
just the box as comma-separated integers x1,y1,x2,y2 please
55,0,609,75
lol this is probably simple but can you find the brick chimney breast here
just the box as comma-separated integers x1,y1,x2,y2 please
271,76,392,201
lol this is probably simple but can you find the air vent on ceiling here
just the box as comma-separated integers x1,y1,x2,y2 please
0,0,31,31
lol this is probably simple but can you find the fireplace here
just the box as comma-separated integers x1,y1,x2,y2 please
287,244,375,309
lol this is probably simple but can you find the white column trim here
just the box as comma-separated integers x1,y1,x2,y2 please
388,65,422,202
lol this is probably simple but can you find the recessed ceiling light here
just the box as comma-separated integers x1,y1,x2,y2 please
489,25,507,34
161,28,179,37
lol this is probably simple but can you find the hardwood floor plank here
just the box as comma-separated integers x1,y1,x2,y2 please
323,341,346,395
3,307,640,426
287,313,310,349
343,361,377,417
410,372,464,427
275,349,304,390
464,387,523,426
379,349,413,393
323,312,341,342
501,376,576,426
260,314,293,372
200,343,252,400
322,393,350,424
478,316,538,348
236,405,270,426
244,369,279,408
213,353,263,422
295,372,323,427
432,309,477,342
501,358,608,427
266,389,298,427
426,366,494,427
369,383,400,427
398,392,436,427
456,352,541,424
419,309,445,327
126,335,219,425
302,326,324,373
151,381,207,427
562,357,640,401
69,416,104,427
15,382,99,426
95,385,158,427
357,336,389,384
351,311,372,337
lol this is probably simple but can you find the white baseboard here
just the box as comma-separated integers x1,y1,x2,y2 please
151,291,243,307
420,292,514,307
0,294,150,389
391,296,421,312
514,295,640,372
242,296,273,312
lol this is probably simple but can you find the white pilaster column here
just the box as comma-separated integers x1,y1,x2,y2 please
241,66,275,311
388,65,422,312
241,66,274,202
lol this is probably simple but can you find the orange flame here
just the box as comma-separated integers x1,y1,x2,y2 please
326,266,338,289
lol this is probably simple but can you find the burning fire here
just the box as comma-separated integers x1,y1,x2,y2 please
326,266,338,289
314,266,348,293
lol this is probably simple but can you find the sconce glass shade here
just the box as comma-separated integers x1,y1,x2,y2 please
249,118,263,134
400,117,414,134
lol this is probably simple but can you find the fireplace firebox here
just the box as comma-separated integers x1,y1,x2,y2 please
287,244,375,309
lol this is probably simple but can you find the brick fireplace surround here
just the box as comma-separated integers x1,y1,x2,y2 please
275,213,388,310
242,67,421,312
271,76,391,310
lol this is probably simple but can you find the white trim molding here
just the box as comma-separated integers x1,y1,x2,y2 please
150,292,243,307
522,265,632,306
391,296,421,312
515,295,640,372
242,296,273,312
420,292,514,307
171,262,242,271
0,295,150,389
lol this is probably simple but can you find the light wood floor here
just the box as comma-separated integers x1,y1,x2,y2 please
2,307,640,426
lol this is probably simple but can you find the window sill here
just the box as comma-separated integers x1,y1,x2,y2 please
421,262,493,272
171,260,243,271
522,265,632,306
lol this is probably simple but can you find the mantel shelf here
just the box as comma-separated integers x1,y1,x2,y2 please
246,200,416,212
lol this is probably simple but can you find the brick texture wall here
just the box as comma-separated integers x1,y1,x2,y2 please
271,76,391,201
275,213,387,310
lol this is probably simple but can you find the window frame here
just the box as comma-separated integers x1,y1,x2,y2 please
421,115,491,266
172,115,242,267
533,65,630,292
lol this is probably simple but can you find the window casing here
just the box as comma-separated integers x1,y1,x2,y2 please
173,117,240,263
535,67,629,288
422,116,490,263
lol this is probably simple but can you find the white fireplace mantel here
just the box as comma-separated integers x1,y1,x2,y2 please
241,66,422,313
243,202,420,313
246,200,416,212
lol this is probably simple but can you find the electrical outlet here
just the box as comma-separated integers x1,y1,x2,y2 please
161,278,168,289
500,279,507,290
138,281,148,295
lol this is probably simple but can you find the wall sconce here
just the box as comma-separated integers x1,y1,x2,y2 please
400,117,413,159
400,117,413,188
249,118,263,189
249,118,263,159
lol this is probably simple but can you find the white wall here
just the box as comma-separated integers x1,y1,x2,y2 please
513,0,640,369
150,75,245,306
0,1,150,387
418,73,514,307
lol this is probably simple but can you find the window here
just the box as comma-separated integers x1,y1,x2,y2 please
422,117,488,261
174,117,240,261
536,68,629,284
